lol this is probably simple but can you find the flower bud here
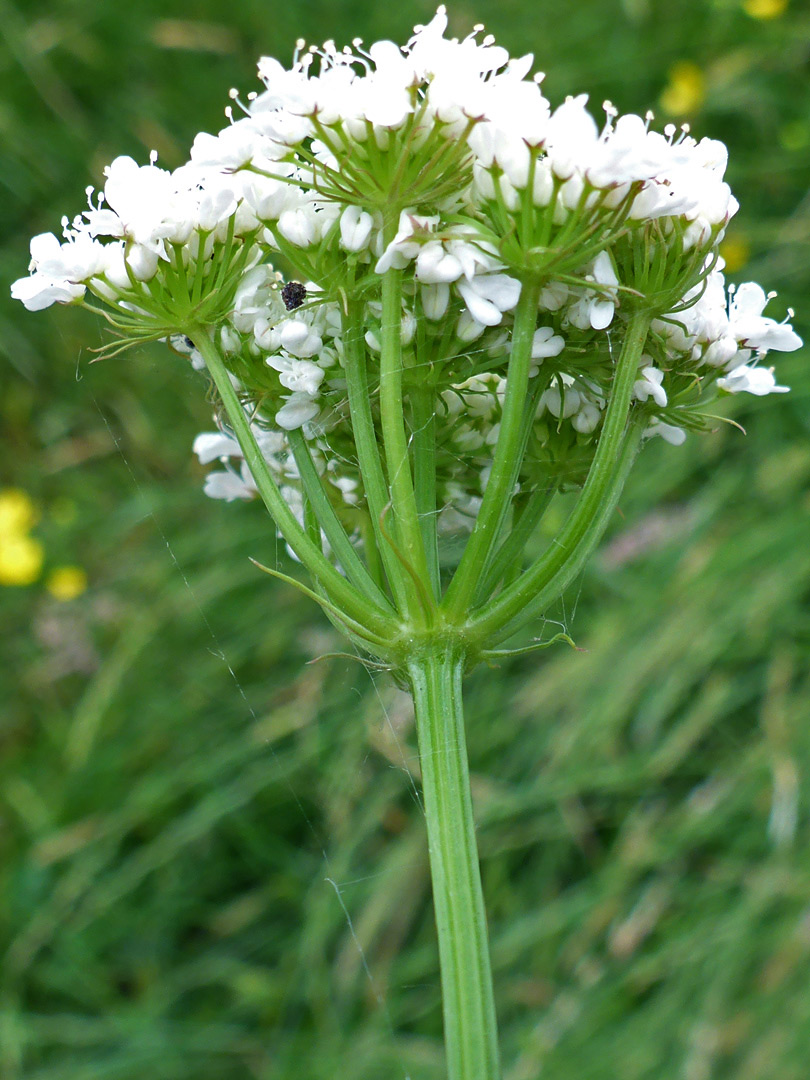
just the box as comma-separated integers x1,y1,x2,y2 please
339,205,374,252
421,282,450,321
278,207,316,248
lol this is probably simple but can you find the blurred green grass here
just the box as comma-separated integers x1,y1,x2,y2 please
1,1,809,1077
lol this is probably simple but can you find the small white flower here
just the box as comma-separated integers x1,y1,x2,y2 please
401,310,417,345
189,119,260,169
278,206,318,248
339,205,374,252
455,311,487,342
330,476,360,505
544,94,598,181
531,326,565,359
375,212,439,273
415,241,464,284
540,374,581,419
243,171,295,221
421,282,450,321
100,244,132,289
196,185,239,233
279,319,322,358
538,280,569,312
193,432,242,464
633,366,668,407
728,282,803,354
587,251,619,330
278,360,325,395
703,336,739,368
572,401,602,433
125,243,160,282
644,419,687,445
203,470,257,501
28,231,107,281
10,274,85,311
98,155,177,247
275,393,320,430
717,365,789,396
456,273,521,326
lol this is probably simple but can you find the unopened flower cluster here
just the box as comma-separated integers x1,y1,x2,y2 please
12,8,801,535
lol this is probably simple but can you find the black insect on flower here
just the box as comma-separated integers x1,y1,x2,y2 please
281,281,307,311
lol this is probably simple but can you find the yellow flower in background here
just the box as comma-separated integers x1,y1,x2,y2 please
0,488,43,586
0,488,86,594
0,488,38,535
660,61,705,117
0,533,44,586
46,566,88,601
743,0,788,19
720,235,751,273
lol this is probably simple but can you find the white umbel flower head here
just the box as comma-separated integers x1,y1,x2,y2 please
11,7,802,554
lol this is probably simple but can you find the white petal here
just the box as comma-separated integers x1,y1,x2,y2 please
10,274,84,311
717,365,789,396
531,326,565,358
589,298,615,330
275,395,319,430
203,470,256,500
193,432,242,464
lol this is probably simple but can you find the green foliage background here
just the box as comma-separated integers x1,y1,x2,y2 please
1,1,809,1077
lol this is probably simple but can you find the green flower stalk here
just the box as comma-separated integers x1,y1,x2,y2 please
11,8,802,1078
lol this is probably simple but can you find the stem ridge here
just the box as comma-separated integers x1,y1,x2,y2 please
408,647,501,1080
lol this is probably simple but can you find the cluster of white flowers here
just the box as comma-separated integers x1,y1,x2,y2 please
12,7,801,543
654,272,796,389
11,154,260,335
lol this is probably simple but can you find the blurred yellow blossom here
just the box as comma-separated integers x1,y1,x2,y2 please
0,489,43,585
660,61,705,116
46,566,88,601
0,533,44,586
720,235,751,273
743,0,788,19
0,488,38,535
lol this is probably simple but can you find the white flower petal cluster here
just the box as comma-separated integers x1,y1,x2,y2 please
657,271,801,369
11,9,802,542
225,266,345,431
11,155,259,318
470,96,738,260
639,266,801,439
199,9,539,169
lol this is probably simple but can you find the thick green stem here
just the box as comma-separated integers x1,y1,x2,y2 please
380,267,432,619
469,310,651,642
408,647,500,1080
443,280,542,621
190,330,396,640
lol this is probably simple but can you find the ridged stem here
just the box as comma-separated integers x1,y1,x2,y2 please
408,646,500,1080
